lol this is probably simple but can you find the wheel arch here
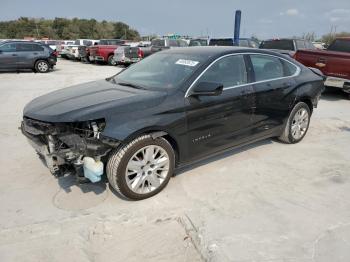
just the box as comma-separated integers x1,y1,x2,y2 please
121,127,180,165
294,96,313,114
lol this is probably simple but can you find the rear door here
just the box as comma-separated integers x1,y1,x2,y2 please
248,54,299,136
16,43,45,68
185,54,255,160
0,42,18,69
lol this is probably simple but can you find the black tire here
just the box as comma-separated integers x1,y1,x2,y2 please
279,102,311,144
107,135,175,200
34,60,50,73
107,55,116,66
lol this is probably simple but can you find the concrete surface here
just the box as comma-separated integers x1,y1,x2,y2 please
0,59,349,262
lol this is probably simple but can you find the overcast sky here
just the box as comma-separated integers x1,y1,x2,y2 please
1,0,349,39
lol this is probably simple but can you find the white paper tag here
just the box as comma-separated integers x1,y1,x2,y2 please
175,59,199,67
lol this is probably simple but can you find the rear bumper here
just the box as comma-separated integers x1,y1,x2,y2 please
113,55,141,64
90,56,105,62
324,76,350,93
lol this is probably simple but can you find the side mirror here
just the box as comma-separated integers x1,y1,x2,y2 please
190,82,224,96
0,50,2,54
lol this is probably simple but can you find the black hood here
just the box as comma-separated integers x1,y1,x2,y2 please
23,79,167,122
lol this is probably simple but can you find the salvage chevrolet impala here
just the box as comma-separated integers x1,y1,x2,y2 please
21,47,324,200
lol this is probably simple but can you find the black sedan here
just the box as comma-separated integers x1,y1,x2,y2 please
21,47,324,200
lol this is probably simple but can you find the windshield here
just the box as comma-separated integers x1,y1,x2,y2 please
260,40,294,51
114,52,204,89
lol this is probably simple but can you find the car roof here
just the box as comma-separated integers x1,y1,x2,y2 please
0,40,43,45
263,38,305,41
160,46,290,58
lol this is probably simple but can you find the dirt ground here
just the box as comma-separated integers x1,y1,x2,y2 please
0,59,349,262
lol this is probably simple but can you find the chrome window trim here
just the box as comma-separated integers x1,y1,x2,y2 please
185,52,301,98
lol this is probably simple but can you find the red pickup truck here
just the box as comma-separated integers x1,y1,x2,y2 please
89,39,125,65
294,38,350,97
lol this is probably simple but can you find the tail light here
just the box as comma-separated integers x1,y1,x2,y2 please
138,48,144,58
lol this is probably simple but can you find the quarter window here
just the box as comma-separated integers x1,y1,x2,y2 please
197,55,248,88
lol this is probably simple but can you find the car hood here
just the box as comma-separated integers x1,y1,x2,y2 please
23,79,167,122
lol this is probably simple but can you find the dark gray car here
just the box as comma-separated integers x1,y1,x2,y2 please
0,41,57,73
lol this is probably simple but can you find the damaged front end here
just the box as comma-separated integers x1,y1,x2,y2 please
21,117,119,182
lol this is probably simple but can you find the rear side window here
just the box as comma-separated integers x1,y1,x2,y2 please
209,39,234,46
17,43,44,52
250,54,298,81
260,40,295,51
83,40,92,46
328,39,350,53
198,55,248,88
0,43,16,52
250,55,284,81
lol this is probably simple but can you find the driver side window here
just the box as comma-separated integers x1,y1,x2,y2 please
198,55,248,88
0,43,17,52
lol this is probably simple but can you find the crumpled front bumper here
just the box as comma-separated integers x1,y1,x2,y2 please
21,118,119,179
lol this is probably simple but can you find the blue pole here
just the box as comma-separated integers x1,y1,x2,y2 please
234,10,241,46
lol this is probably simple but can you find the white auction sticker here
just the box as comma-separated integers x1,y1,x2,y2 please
175,59,199,67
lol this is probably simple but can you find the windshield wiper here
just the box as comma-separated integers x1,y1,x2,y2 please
117,81,145,90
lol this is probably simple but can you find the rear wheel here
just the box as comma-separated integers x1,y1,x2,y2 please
107,135,175,200
108,55,116,66
279,102,311,144
35,60,50,73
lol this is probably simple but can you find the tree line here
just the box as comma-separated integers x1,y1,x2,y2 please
0,17,141,40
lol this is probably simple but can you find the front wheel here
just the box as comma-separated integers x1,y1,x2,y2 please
279,102,311,144
107,135,175,200
35,60,50,73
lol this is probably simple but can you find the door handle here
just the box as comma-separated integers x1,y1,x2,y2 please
283,82,292,88
12,54,18,56
33,52,38,55
318,57,326,63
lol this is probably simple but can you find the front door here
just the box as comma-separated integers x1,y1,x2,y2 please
185,54,255,160
0,43,18,69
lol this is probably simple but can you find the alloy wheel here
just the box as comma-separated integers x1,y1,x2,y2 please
125,145,170,194
38,61,48,72
291,108,309,140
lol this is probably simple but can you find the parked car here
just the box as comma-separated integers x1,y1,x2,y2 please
0,40,57,73
113,44,144,65
77,40,99,62
57,40,75,57
36,40,62,51
21,47,324,200
189,38,208,46
294,37,350,98
209,38,259,48
89,39,125,65
150,38,188,53
66,39,98,60
259,38,315,57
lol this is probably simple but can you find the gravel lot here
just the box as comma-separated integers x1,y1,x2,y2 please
0,59,349,262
